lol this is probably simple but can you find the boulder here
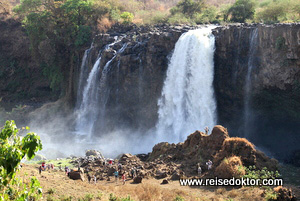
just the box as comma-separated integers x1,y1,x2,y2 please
68,171,85,181
108,167,116,176
85,150,103,158
170,172,181,180
273,186,296,201
133,176,142,184
161,179,169,184
155,170,167,179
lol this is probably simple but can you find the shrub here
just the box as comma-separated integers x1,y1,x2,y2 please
264,187,278,200
47,188,56,195
255,2,286,23
275,36,286,50
170,0,204,18
0,120,43,200
174,195,185,201
243,166,280,181
120,12,134,24
168,13,192,24
109,193,135,201
228,0,256,22
215,156,246,179
195,6,218,24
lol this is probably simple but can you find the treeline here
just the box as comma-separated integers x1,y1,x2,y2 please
0,0,299,99
165,0,299,24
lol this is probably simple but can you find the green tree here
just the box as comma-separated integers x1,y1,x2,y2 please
120,11,134,24
228,0,256,22
0,120,43,200
170,0,205,18
14,0,107,94
255,0,299,23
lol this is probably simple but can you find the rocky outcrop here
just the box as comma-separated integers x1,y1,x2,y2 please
148,125,278,177
213,24,300,161
273,186,297,201
74,125,278,181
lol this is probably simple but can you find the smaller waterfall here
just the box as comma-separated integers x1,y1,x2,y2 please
75,37,127,138
76,43,94,106
97,43,128,129
244,28,259,138
156,27,217,143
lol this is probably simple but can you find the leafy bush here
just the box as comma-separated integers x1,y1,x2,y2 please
174,195,185,201
264,187,278,200
109,193,134,201
47,188,56,195
243,166,280,181
168,13,193,24
120,12,134,24
170,0,204,18
275,36,286,50
255,0,299,23
0,120,43,201
228,0,256,22
195,6,218,24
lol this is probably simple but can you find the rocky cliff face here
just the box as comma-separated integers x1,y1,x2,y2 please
213,24,300,160
73,24,193,132
73,23,300,162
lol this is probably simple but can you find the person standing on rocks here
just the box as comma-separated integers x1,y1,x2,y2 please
114,170,119,183
118,163,122,172
206,160,212,170
87,174,91,183
122,172,126,185
38,166,42,174
198,165,202,176
205,126,209,134
93,175,97,184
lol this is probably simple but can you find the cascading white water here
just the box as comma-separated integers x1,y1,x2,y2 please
76,43,94,106
156,27,217,143
244,28,258,138
74,37,126,138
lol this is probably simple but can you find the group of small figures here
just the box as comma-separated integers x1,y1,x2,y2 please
197,160,213,176
38,162,54,174
85,159,141,185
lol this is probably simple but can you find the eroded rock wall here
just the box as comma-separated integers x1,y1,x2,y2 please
213,24,300,160
74,23,300,161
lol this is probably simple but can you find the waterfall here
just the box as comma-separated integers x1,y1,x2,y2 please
156,27,217,143
76,43,94,106
75,37,126,138
244,28,259,138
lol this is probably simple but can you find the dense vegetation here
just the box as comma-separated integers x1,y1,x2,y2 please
0,120,43,200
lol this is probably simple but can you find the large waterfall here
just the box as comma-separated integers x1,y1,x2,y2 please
156,27,217,143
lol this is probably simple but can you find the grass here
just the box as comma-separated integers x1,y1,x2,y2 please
25,158,75,169
16,163,299,201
